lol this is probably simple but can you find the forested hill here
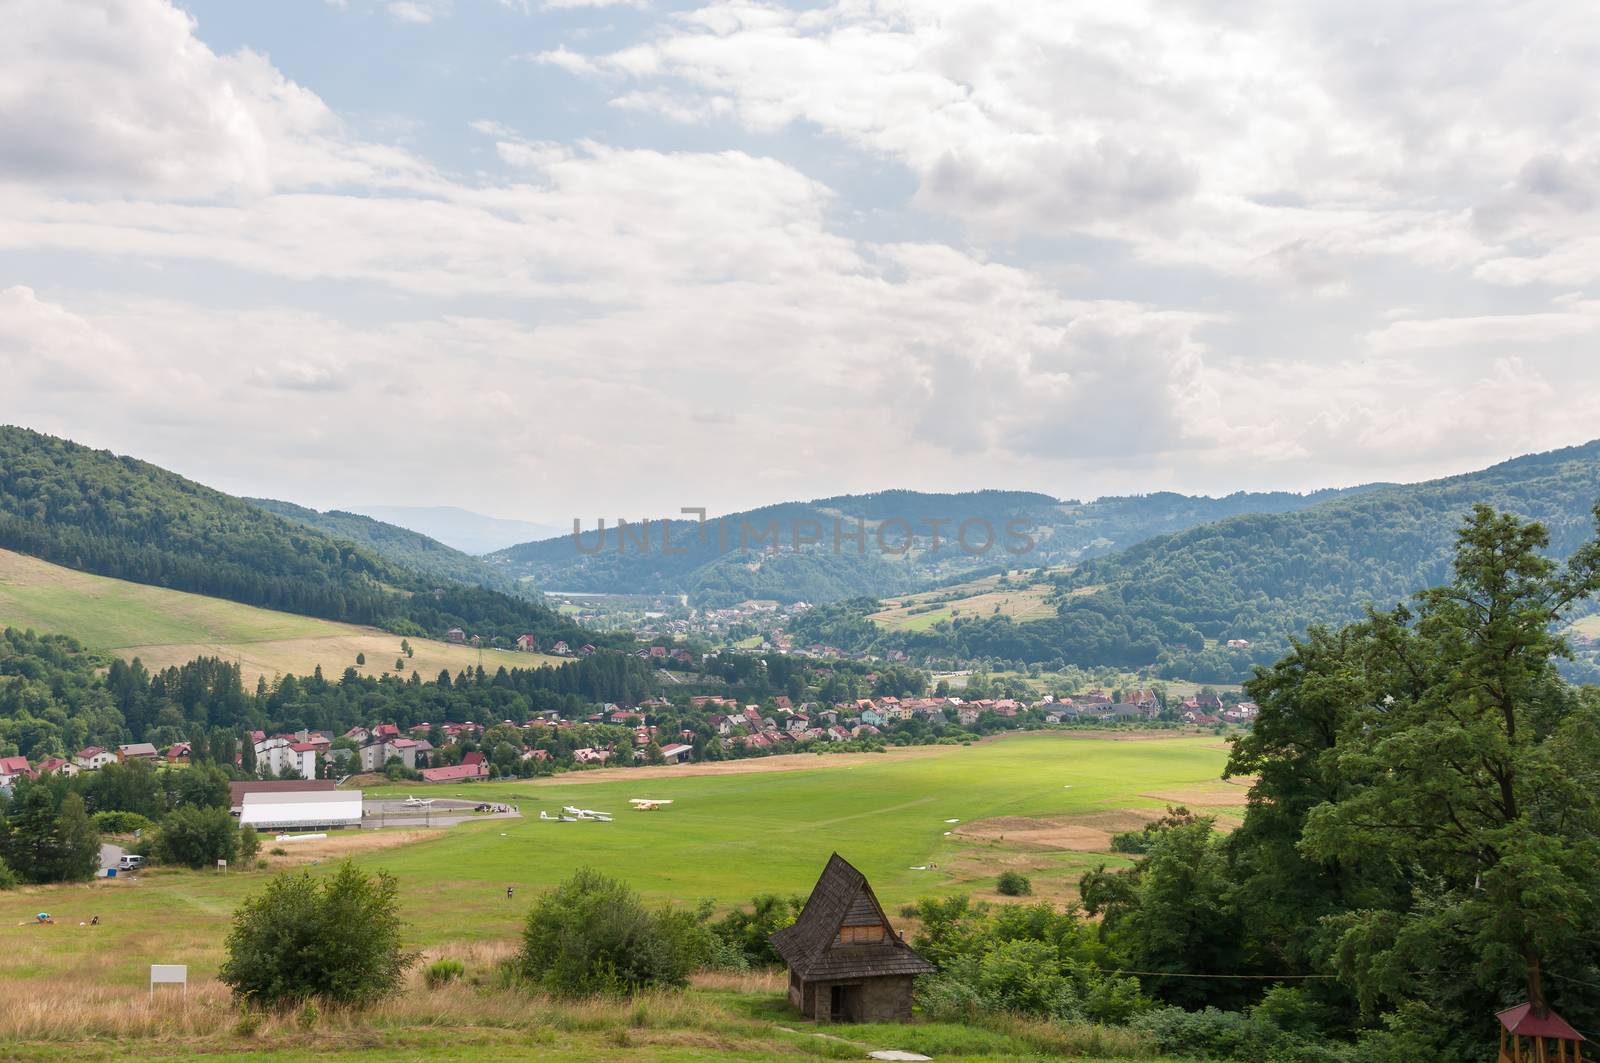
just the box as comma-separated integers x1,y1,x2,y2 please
489,485,1377,605
1054,440,1600,679
246,498,522,596
0,427,610,647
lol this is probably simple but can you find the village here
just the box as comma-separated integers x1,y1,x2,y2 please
0,682,1257,800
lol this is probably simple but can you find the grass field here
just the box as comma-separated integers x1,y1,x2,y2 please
0,734,1236,971
0,548,561,684
869,573,1058,632
0,734,1233,1059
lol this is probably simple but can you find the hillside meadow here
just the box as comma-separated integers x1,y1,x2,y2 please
0,733,1230,1061
0,548,561,685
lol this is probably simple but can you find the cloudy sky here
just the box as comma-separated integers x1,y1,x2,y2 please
2,0,1598,523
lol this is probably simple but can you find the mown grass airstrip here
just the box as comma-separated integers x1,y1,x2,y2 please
0,547,560,684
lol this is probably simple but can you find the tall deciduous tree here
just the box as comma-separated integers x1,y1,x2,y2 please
1301,506,1600,1020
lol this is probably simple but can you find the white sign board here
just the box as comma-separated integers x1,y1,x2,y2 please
150,964,187,999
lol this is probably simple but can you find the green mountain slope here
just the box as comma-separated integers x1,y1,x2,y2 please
0,426,610,648
836,441,1600,680
246,498,523,596
490,486,1377,605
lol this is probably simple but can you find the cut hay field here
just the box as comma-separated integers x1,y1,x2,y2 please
869,573,1058,632
0,733,1224,1060
0,548,561,684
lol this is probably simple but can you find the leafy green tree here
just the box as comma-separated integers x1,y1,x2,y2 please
153,805,243,869
219,861,413,1009
174,764,231,810
355,653,366,666
1301,505,1600,1024
0,787,99,884
490,742,520,776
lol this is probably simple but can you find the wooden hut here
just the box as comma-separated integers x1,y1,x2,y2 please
1498,1002,1586,1062
771,853,935,1023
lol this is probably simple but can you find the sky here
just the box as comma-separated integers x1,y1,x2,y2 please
2,0,1599,523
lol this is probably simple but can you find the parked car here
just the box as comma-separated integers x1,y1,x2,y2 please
116,854,145,871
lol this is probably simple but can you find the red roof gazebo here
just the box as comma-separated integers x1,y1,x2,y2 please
1498,1003,1586,1063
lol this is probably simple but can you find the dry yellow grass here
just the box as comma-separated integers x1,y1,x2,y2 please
870,578,1057,631
118,633,560,688
0,547,560,685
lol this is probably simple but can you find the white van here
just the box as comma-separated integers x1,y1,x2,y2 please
116,854,145,871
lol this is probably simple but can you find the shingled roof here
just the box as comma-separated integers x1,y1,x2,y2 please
770,853,935,981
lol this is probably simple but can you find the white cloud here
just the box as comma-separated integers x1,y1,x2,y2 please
555,1,1600,285
3,0,1600,516
387,0,451,24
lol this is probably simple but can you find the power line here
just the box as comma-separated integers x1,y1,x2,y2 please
1108,969,1339,980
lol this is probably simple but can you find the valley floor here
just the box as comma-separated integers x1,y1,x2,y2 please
0,733,1232,1061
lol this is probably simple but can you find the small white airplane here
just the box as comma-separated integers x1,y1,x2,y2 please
402,795,435,809
629,798,675,811
562,805,613,822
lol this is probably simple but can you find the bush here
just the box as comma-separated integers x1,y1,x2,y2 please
91,810,157,835
425,958,465,988
237,823,260,863
996,871,1033,896
219,860,414,1009
153,805,244,869
1131,1005,1354,1063
515,868,709,995
709,893,802,968
382,760,421,782
0,857,17,890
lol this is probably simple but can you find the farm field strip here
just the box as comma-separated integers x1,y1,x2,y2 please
0,548,559,683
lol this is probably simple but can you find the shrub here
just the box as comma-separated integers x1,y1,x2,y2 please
1131,1005,1354,1063
270,847,289,856
709,893,802,968
515,868,709,995
91,810,157,835
237,823,261,863
153,805,243,869
219,860,414,1009
0,857,17,890
996,871,1033,896
425,958,465,988
975,939,1079,1018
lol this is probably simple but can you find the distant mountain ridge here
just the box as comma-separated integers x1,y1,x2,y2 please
791,440,1600,682
348,505,565,556
487,485,1382,605
246,498,524,596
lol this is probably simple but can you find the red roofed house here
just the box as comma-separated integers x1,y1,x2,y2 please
37,756,75,778
0,756,35,789
461,751,485,767
658,743,693,764
515,634,538,652
76,746,115,771
166,742,192,764
419,761,490,783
